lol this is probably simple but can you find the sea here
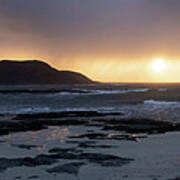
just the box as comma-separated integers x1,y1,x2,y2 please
0,83,180,122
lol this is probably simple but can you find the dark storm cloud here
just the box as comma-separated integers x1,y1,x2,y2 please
0,0,180,60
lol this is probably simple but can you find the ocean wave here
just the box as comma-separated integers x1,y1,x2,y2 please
1,107,52,115
144,100,179,106
91,88,149,94
55,88,150,96
0,87,149,96
62,107,118,112
0,106,122,116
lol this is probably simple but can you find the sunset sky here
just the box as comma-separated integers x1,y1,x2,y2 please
0,0,180,82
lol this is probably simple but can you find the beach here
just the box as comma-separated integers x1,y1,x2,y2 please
0,83,180,180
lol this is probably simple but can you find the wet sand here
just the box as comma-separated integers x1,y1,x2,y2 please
0,111,179,179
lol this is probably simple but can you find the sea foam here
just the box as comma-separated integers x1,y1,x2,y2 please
144,100,179,106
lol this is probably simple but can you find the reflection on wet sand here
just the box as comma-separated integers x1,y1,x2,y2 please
1,126,70,152
47,127,70,143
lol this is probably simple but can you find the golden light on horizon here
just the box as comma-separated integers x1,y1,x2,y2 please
1,54,180,83
151,58,167,74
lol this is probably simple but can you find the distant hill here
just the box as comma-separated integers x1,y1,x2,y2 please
0,60,93,85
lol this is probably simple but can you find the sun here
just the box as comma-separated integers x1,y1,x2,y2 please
151,58,167,74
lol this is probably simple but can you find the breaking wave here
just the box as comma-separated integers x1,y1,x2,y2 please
144,100,179,106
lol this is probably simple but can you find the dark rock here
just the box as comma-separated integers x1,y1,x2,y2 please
69,132,146,142
47,162,85,175
100,118,180,134
169,177,180,180
48,147,82,154
14,176,21,179
122,175,128,178
78,142,114,148
0,155,57,172
27,175,39,179
0,147,133,173
107,133,147,142
75,153,133,167
1,113,180,137
13,111,123,120
0,120,46,136
48,150,134,167
0,140,5,143
0,118,86,136
11,144,39,150
69,133,107,139
65,140,81,144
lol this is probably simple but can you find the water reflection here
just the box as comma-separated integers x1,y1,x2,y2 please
1,126,70,152
47,127,70,142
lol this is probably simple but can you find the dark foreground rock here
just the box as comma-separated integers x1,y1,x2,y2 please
0,110,180,137
27,175,39,179
0,155,57,172
169,177,180,180
46,162,85,175
11,144,40,150
0,120,47,135
48,150,134,168
14,176,21,179
48,147,83,154
0,150,133,173
69,133,147,142
100,118,180,134
78,142,114,149
77,153,133,167
13,111,123,120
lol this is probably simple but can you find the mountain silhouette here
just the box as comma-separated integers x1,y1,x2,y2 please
0,60,93,85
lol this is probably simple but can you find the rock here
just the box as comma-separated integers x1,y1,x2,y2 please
69,132,146,142
76,153,133,167
169,177,180,180
27,175,39,179
47,162,85,175
78,142,113,148
69,133,107,139
0,155,57,172
11,144,39,150
107,133,147,142
14,176,21,179
13,111,123,120
48,147,82,154
47,150,134,167
0,112,180,137
100,118,180,134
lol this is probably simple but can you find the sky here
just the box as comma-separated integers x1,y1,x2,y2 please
0,0,180,82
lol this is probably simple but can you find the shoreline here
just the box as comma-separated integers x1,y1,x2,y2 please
0,111,179,179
